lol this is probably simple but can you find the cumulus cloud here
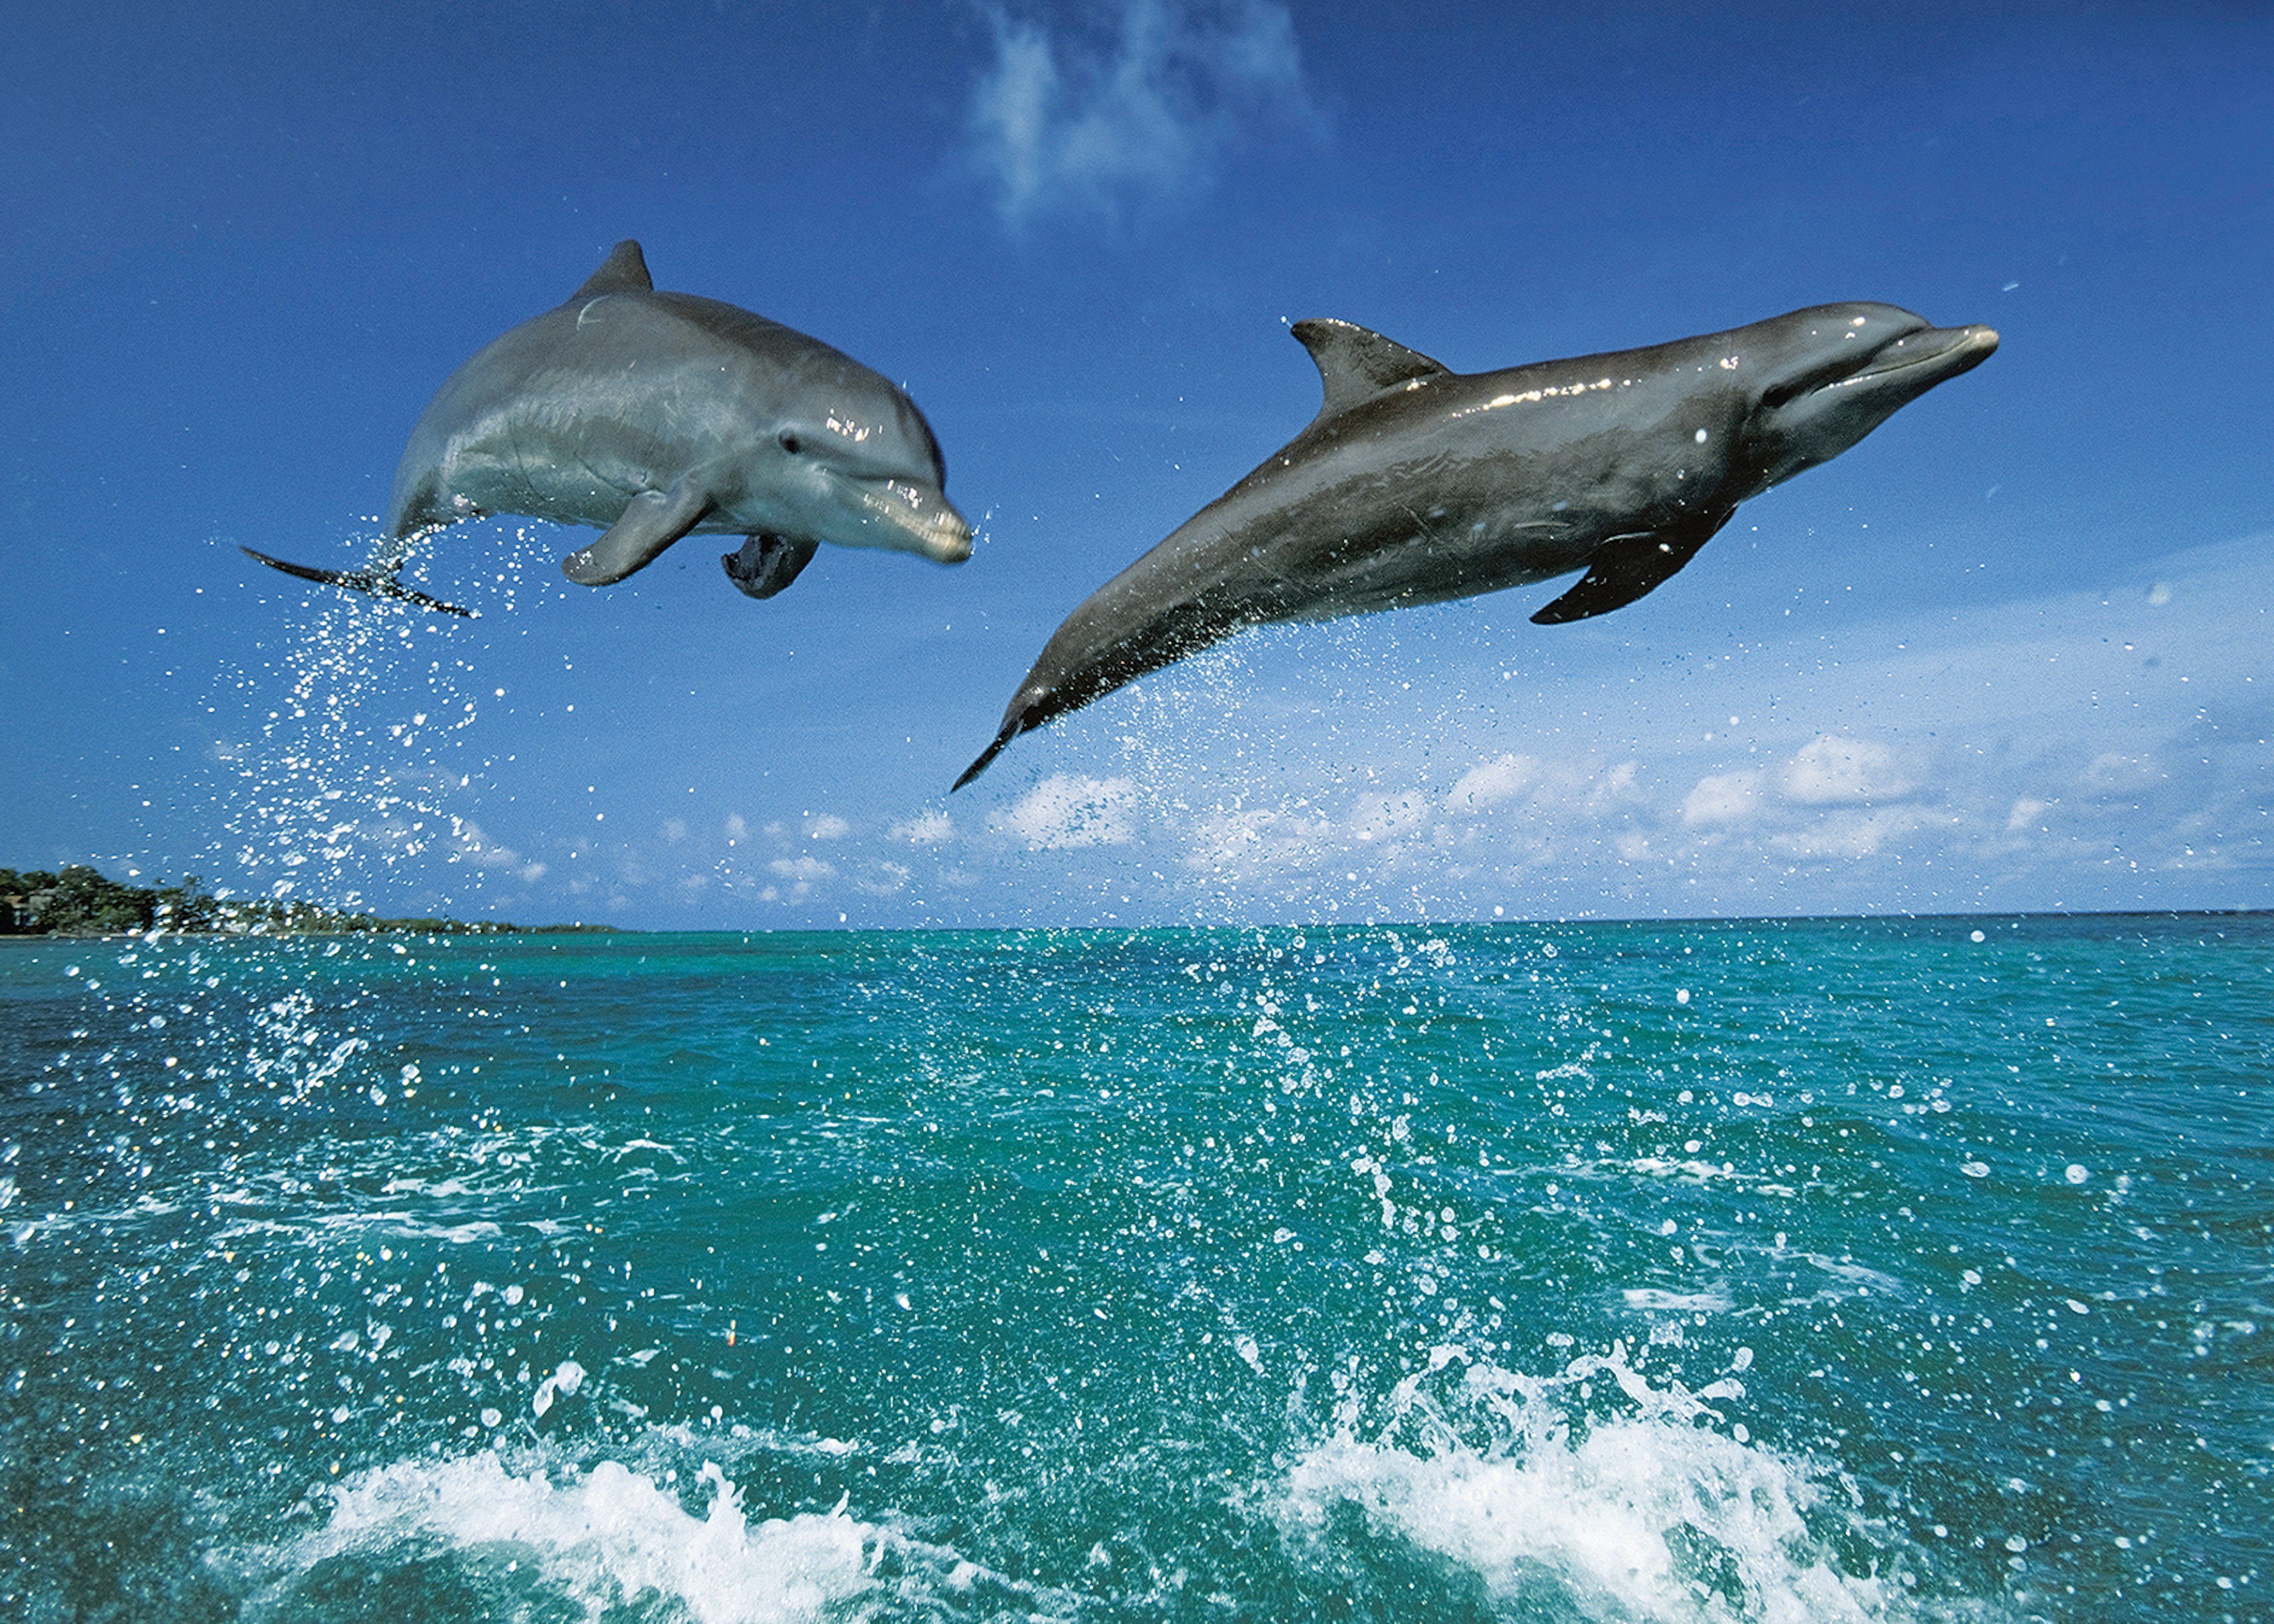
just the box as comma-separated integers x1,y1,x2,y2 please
1345,788,1434,847
1184,803,1336,874
1446,753,1539,813
854,861,913,896
766,854,835,902
889,810,956,844
806,813,851,841
1180,756,1641,898
1668,736,1931,861
1769,808,1932,860
449,817,547,884
965,0,1315,224
412,535,2268,927
1681,771,1764,827
1000,773,1141,848
1780,734,1915,805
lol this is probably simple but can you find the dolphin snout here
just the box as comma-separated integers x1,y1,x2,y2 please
1927,323,1998,385
927,510,976,565
902,510,973,565
855,480,974,564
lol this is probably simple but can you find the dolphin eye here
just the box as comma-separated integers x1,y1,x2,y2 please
778,431,802,455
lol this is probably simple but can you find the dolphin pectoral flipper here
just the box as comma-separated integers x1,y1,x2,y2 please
240,546,474,617
561,481,717,586
1530,510,1735,625
721,534,820,600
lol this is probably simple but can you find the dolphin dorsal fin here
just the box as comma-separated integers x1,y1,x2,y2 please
573,240,654,299
1290,318,1449,422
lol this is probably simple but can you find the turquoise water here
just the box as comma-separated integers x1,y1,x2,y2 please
2,916,2266,1620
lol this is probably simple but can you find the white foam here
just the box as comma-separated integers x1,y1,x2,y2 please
271,1452,882,1624
1621,1287,1733,1314
1280,1349,1928,1622
530,1359,585,1418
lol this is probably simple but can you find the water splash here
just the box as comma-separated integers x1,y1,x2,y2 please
1282,1343,1939,1623
210,522,561,914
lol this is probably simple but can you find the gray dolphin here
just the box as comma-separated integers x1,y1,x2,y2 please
955,301,1996,788
246,240,971,616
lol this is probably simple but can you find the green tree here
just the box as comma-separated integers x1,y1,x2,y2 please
38,866,158,934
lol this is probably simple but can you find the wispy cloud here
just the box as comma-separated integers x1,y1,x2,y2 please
965,0,1316,225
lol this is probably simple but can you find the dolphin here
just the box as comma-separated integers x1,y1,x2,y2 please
246,240,971,616
954,302,1996,788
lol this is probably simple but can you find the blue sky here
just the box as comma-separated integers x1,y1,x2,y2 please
2,1,2268,928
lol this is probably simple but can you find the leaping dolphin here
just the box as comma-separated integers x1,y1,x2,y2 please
246,240,972,616
955,302,1996,788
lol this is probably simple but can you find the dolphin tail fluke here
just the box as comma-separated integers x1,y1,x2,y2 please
952,723,1019,792
242,546,476,618
380,581,477,618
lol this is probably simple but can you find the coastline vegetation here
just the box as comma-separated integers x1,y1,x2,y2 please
0,863,615,937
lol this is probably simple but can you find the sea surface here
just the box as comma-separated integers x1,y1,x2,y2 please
1,916,2266,1622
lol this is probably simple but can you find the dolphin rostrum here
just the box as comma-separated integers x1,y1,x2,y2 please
954,302,1996,788
246,240,972,616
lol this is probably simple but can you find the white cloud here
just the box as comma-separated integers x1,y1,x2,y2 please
1345,788,1433,846
889,810,955,844
1184,803,1335,874
388,536,2267,927
966,0,1315,224
2083,752,2160,792
1446,753,1538,812
807,813,851,841
1000,773,1141,848
766,854,835,902
854,861,913,896
1769,808,1931,860
1780,734,1914,805
448,817,545,886
1174,755,1647,898
1681,771,1764,827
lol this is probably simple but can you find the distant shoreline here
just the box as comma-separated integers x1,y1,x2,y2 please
0,862,621,938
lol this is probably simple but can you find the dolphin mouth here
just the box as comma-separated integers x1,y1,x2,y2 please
852,479,974,563
1831,323,2000,392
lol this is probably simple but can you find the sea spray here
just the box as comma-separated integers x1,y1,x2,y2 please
4,916,2266,1619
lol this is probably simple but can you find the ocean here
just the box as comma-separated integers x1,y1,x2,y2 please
1,915,2265,1621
